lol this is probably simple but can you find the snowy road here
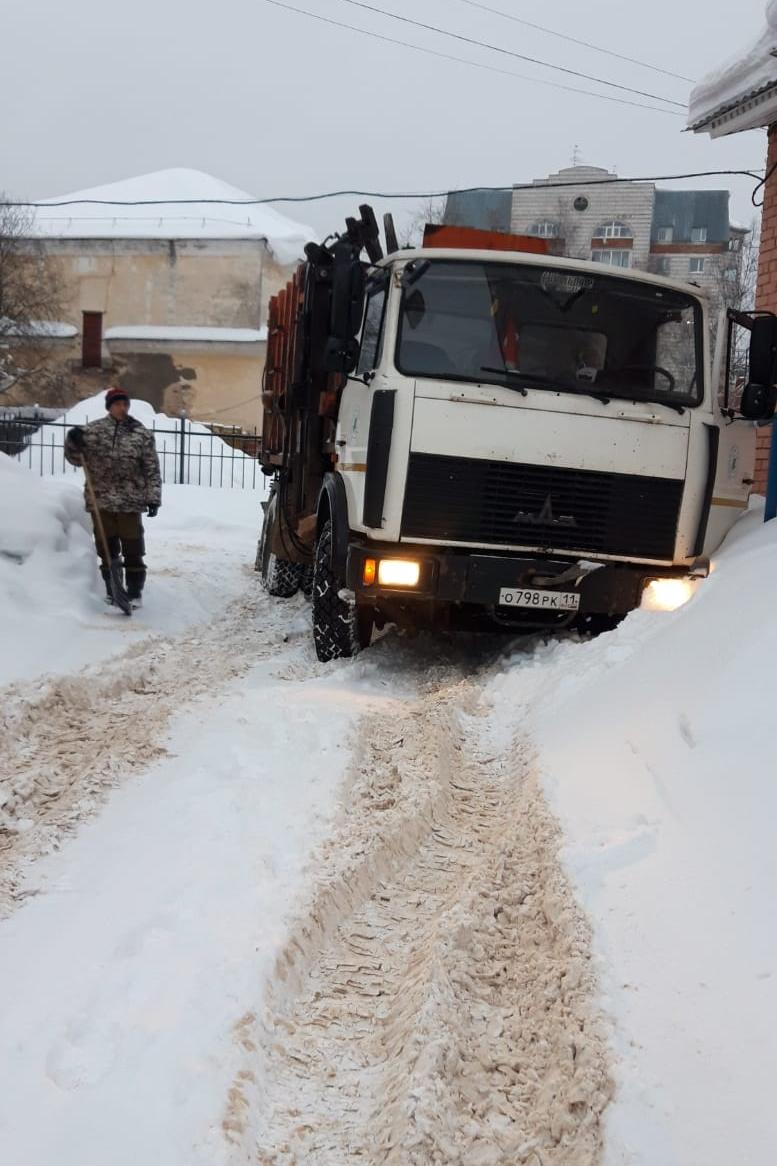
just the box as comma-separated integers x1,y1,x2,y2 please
251,658,610,1165
0,559,608,1165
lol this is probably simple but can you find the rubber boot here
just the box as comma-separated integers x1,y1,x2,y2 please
126,568,145,609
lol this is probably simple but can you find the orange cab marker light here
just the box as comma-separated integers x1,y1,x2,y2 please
363,558,377,586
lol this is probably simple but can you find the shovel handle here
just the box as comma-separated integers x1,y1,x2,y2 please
83,461,112,565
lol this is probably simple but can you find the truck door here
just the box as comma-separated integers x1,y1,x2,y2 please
336,280,388,529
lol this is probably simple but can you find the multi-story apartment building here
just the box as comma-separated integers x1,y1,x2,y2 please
445,164,748,323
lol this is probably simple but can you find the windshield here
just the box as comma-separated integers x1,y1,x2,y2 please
396,259,703,408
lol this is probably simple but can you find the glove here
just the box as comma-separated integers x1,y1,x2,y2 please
67,426,86,450
147,503,159,518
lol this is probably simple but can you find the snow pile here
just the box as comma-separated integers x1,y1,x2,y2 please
29,168,314,265
0,455,96,686
30,391,262,488
688,0,777,129
486,507,777,1164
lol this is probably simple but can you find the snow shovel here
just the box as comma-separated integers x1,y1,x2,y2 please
82,461,132,617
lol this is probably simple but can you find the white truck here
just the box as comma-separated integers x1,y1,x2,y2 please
258,207,777,661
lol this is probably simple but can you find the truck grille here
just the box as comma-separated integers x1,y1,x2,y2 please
402,453,683,561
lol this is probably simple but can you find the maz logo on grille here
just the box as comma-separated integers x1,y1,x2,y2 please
513,494,577,529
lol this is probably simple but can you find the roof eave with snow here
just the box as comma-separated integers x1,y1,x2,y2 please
103,325,268,353
688,3,777,138
689,81,777,138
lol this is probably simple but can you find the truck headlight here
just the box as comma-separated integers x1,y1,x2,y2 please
641,577,698,612
377,559,421,588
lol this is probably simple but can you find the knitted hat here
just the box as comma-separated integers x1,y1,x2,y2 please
105,387,130,409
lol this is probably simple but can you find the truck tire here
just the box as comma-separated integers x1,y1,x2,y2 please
312,519,372,661
258,495,303,598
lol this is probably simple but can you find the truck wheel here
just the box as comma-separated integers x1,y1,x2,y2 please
258,495,303,598
312,519,372,661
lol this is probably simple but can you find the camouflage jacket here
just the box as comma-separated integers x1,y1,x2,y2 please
65,415,162,513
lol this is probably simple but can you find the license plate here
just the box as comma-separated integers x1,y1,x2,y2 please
498,587,580,612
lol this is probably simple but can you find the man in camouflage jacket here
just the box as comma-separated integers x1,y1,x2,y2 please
65,387,162,607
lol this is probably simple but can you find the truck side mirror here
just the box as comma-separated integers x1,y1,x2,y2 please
739,315,777,420
330,250,365,342
740,381,777,421
748,315,777,386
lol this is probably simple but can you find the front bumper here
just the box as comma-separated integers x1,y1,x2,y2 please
346,543,697,616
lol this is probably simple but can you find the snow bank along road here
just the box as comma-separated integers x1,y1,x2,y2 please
0,558,610,1165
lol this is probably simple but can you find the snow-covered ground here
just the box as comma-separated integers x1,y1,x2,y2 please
1,457,776,1165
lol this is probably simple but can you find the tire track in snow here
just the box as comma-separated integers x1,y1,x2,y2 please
226,664,612,1165
0,580,313,915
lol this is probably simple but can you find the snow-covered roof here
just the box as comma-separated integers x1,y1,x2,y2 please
0,319,78,340
688,1,777,136
104,325,267,344
27,169,313,265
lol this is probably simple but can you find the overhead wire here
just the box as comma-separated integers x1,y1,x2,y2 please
452,0,694,84
263,0,681,116
333,0,687,107
5,171,766,210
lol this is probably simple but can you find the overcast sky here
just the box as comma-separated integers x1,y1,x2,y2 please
2,0,771,240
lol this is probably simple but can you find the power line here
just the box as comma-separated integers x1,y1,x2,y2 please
453,0,694,84
334,0,686,107
6,171,765,210
264,0,682,116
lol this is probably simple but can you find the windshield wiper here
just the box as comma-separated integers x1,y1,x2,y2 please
610,391,687,415
481,367,614,406
479,365,529,396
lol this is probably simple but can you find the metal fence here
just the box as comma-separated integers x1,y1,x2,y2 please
0,413,264,490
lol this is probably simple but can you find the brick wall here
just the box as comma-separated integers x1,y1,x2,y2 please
753,125,777,491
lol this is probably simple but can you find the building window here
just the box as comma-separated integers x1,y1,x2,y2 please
81,311,103,368
656,226,674,243
729,237,742,252
691,227,708,243
592,249,630,268
689,257,705,274
593,220,633,240
654,256,670,275
528,220,559,238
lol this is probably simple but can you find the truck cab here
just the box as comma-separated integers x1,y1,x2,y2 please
258,209,777,661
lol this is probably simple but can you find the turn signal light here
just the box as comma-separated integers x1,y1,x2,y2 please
377,559,421,587
362,558,377,586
